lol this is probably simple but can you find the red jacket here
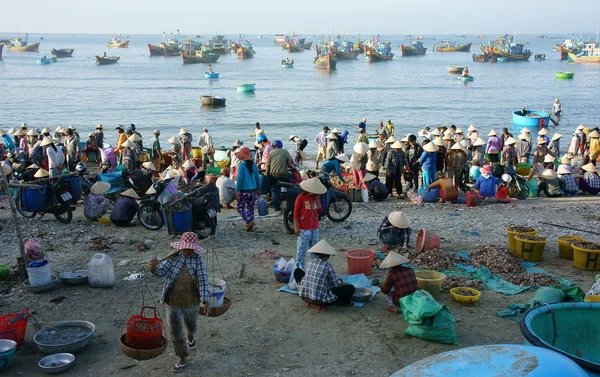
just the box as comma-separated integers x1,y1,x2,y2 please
293,192,319,230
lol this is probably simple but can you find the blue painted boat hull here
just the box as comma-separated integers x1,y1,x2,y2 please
390,344,589,377
513,110,551,127
521,302,600,376
236,83,255,93
281,64,294,69
204,72,219,79
36,59,51,65
458,76,474,81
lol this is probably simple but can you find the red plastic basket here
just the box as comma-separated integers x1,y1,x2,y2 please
0,308,29,348
125,307,163,350
344,250,375,275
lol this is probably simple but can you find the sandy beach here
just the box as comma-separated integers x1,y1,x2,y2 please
1,195,599,376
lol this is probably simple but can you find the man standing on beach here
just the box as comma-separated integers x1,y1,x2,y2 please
198,127,215,168
314,126,329,169
149,130,161,175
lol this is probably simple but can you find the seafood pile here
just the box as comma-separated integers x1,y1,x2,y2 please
470,245,524,274
442,275,484,291
411,248,467,271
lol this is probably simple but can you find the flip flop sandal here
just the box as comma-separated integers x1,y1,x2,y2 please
171,363,186,373
187,339,196,349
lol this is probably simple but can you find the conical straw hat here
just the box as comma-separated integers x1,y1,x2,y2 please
299,177,327,194
363,173,377,182
538,128,549,136
391,140,404,149
388,211,411,228
142,162,156,171
34,168,49,178
551,133,562,141
544,154,555,163
128,134,142,142
582,163,597,173
488,129,497,136
423,142,439,153
121,188,140,199
182,160,195,169
467,125,478,132
179,128,188,135
432,137,445,147
589,130,600,138
505,137,517,145
168,137,180,145
354,142,368,154
541,169,558,180
308,240,337,255
473,137,486,147
379,252,410,269
91,181,111,195
385,136,396,144
557,165,571,175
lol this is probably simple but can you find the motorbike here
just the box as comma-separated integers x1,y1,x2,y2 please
137,182,218,239
493,165,529,200
14,176,76,223
75,162,97,198
282,172,352,234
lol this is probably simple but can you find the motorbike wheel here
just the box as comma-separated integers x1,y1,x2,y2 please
193,214,216,239
15,192,37,219
326,196,352,222
54,206,73,224
509,181,530,200
137,204,164,230
282,209,294,234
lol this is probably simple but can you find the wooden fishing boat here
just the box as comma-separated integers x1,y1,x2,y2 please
236,83,255,93
147,44,164,56
6,35,40,52
281,62,294,68
204,72,220,79
51,48,74,57
303,41,313,50
567,42,600,63
472,53,490,62
210,44,230,55
36,57,52,65
237,46,255,59
512,110,551,127
446,66,465,73
283,42,303,53
554,34,585,60
364,46,394,61
199,96,226,107
95,55,120,65
274,34,288,44
480,45,532,61
107,34,129,48
433,41,472,52
479,34,532,61
330,46,359,60
314,49,336,70
180,51,219,64
555,71,575,79
399,41,427,56
161,43,180,56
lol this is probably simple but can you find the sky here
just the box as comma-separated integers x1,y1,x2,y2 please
1,0,598,35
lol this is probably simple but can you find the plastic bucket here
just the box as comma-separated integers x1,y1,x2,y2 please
514,235,547,262
88,151,97,162
506,226,537,252
165,202,192,235
206,166,221,175
0,309,29,349
557,236,587,260
415,270,445,297
20,184,47,211
572,242,600,271
191,147,203,158
344,250,374,275
272,264,291,283
138,152,148,163
27,262,51,286
207,278,226,307
65,177,82,201
416,228,441,254
0,339,16,371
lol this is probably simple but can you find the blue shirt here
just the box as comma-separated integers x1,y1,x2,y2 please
358,121,366,132
474,175,499,197
321,159,344,181
2,135,15,151
419,151,436,171
110,197,139,222
236,161,260,191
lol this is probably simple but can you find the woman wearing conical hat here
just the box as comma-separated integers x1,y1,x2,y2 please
379,251,418,313
579,163,600,195
377,211,413,253
110,188,140,227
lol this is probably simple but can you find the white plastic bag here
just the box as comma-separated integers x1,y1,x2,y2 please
288,267,301,291
276,257,287,270
361,189,369,203
285,258,296,272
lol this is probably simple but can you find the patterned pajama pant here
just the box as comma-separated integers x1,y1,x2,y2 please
237,192,257,224
296,229,319,269
165,305,200,358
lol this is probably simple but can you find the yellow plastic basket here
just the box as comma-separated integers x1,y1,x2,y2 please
506,226,537,252
556,236,587,260
450,287,481,305
514,235,547,262
415,270,445,298
572,242,600,271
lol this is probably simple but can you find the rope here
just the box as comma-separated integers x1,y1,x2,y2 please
120,279,143,335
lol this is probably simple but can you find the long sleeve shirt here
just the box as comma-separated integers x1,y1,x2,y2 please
381,266,419,307
366,149,382,172
321,159,344,181
46,145,65,168
385,149,406,175
236,161,260,191
419,151,436,171
486,136,502,154
265,149,292,177
314,131,327,146
350,152,367,171
298,257,340,304
326,140,339,160
110,197,139,222
516,140,532,158
198,133,214,154
153,253,210,305
115,133,127,154
149,136,161,159
19,137,29,155
93,130,104,148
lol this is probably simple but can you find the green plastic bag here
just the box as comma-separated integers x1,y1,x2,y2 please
400,290,459,345
526,179,538,198
115,164,126,172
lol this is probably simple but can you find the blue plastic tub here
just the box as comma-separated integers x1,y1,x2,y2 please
166,202,193,235
88,151,97,162
64,177,82,201
20,184,47,211
97,172,124,194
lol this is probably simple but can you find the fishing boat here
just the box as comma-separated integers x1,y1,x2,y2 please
399,40,427,56
567,42,600,63
330,46,359,60
303,41,313,50
236,83,255,93
5,34,40,52
162,43,181,56
472,53,490,62
314,47,336,70
0,44,3,59
212,34,226,43
433,40,472,52
479,34,532,61
364,45,394,61
107,35,129,48
497,57,508,63
180,51,219,64
204,71,220,79
281,59,294,68
458,75,474,81
554,34,585,60
209,43,230,55
534,53,546,61
446,66,465,73
51,48,74,57
199,96,226,107
283,42,303,53
36,56,52,65
274,34,288,44
236,45,255,59
147,43,164,56
512,109,551,127
95,55,120,65
555,71,575,79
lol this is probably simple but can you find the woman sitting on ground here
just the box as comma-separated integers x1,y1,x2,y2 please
377,211,412,252
428,172,458,203
379,252,419,313
296,240,355,306
538,169,563,198
579,163,600,195
110,188,140,226
557,165,579,196
182,160,204,183
473,164,499,198
363,172,388,201
84,182,111,220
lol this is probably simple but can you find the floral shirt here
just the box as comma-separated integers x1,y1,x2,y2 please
83,194,111,219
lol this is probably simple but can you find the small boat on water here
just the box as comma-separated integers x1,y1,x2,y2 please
162,43,181,56
554,34,585,60
555,71,575,79
6,34,40,52
51,48,74,57
204,72,219,79
314,47,336,70
199,96,226,107
36,56,52,65
472,52,491,62
236,83,255,93
95,55,120,65
330,46,359,60
513,109,551,127
497,57,508,63
303,41,313,50
480,34,532,61
446,65,465,73
274,34,288,44
147,43,164,56
237,46,255,59
534,53,546,61
281,58,294,68
458,75,474,81
209,43,230,55
433,40,472,52
283,42,303,53
180,51,219,64
567,42,600,63
400,38,427,56
107,35,129,48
